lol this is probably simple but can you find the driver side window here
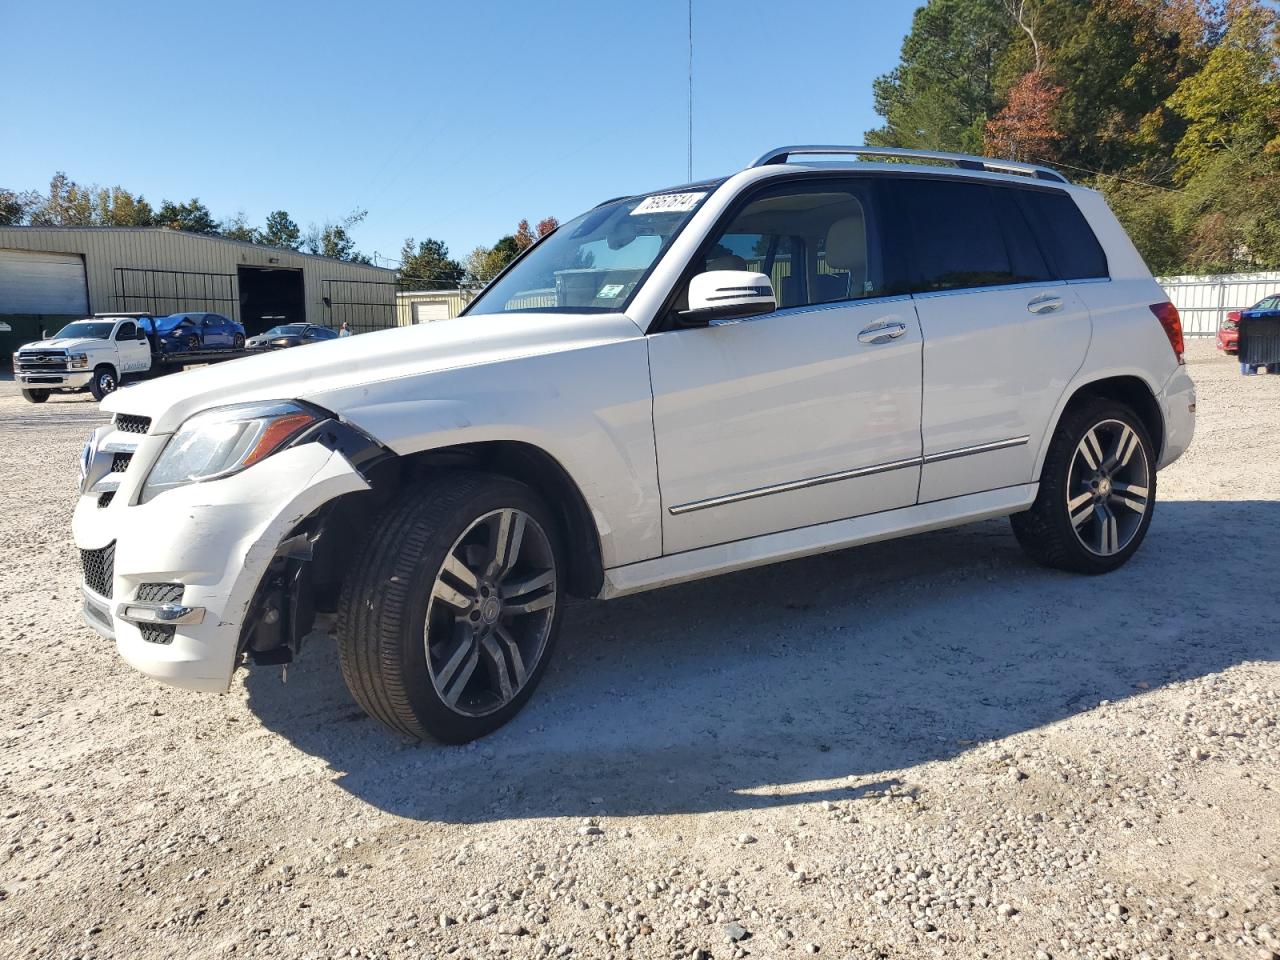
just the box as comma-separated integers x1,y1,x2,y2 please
115,322,136,341
685,178,897,312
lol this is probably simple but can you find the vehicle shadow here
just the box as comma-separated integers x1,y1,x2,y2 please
244,499,1279,823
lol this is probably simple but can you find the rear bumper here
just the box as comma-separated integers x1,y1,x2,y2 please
1158,365,1196,469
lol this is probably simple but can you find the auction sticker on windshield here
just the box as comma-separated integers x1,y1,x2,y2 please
630,192,705,215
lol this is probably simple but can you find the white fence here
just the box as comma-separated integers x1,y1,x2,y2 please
1157,271,1280,337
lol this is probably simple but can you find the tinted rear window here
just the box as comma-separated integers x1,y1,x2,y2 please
1015,190,1108,280
897,179,1050,292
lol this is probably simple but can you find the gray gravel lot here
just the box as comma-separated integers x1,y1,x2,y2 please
0,339,1277,960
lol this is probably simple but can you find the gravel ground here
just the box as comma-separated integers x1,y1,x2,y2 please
0,339,1277,960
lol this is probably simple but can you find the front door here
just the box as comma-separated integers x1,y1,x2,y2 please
647,177,923,555
114,321,151,373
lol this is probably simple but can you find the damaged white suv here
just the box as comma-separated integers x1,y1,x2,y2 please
74,146,1195,743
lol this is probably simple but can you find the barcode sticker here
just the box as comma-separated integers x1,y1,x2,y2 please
630,192,705,215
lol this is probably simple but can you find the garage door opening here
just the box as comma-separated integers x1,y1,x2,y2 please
238,267,304,338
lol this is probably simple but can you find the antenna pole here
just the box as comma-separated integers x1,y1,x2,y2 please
687,0,693,181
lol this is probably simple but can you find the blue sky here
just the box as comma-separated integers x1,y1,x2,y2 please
1,0,917,266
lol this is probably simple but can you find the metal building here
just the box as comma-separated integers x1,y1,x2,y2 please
0,226,398,356
395,288,476,325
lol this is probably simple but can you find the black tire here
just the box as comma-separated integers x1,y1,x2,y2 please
336,471,565,743
186,334,200,352
88,365,118,401
233,333,245,350
21,389,50,404
1011,397,1156,574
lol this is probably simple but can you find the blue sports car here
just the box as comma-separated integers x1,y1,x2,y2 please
154,313,246,353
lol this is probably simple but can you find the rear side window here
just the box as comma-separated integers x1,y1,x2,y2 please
895,179,1050,292
1015,190,1108,280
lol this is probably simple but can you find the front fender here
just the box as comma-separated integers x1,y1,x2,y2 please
306,339,661,568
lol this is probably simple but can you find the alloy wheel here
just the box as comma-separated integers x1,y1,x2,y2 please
98,371,116,394
1066,419,1151,556
424,508,557,717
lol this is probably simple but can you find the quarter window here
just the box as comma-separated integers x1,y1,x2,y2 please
1014,189,1108,280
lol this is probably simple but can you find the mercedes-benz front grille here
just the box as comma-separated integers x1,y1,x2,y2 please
81,542,116,598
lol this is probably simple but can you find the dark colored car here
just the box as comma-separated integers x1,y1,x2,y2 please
245,323,341,350
1219,294,1279,353
155,313,246,353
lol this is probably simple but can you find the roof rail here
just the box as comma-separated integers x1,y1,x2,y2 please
749,145,1069,184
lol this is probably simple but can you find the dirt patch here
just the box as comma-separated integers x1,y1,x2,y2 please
1,340,1277,959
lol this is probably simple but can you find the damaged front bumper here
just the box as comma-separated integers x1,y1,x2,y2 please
73,423,381,692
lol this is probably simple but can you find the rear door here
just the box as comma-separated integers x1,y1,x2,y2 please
647,176,923,555
894,176,1091,502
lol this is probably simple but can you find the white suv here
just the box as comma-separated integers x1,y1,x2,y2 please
73,145,1196,742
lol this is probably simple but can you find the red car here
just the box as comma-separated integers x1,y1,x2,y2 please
1219,294,1280,352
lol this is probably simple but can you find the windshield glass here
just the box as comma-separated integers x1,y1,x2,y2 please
53,321,116,340
266,325,306,336
466,188,716,315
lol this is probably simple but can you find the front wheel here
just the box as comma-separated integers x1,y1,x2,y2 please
1011,398,1156,574
89,365,118,401
233,333,245,350
21,388,50,404
336,472,563,742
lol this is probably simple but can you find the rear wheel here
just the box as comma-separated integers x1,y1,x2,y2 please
89,365,118,401
233,333,245,350
336,472,563,742
1011,398,1156,574
21,389,50,404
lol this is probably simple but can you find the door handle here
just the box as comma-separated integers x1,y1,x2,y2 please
857,320,908,344
1027,294,1064,314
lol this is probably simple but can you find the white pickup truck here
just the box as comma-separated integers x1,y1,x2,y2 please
13,313,245,403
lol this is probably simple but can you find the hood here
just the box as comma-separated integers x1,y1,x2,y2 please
18,337,102,352
153,316,191,333
102,312,645,433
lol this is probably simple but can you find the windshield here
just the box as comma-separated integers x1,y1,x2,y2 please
266,325,306,336
53,321,116,340
466,188,717,315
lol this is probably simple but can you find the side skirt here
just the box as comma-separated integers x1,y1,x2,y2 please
599,483,1038,599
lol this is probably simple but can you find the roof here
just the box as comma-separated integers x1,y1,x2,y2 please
0,226,397,273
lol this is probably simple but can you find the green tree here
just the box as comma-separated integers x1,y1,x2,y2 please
260,210,301,249
220,211,259,243
154,198,219,234
398,237,465,289
1165,3,1280,182
305,210,370,262
0,188,40,225
866,0,1012,152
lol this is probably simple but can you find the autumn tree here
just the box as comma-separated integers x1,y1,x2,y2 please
985,69,1063,159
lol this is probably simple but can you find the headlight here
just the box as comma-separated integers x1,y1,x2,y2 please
69,353,89,368
140,401,324,502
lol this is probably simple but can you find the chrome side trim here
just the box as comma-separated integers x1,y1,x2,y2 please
669,456,920,516
82,586,115,641
922,436,1029,464
667,436,1030,515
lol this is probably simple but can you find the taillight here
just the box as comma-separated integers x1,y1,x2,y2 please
1150,302,1184,364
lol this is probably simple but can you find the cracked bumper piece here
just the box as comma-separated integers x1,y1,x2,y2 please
72,443,370,692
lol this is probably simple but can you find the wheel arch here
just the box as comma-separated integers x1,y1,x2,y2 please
1035,373,1165,478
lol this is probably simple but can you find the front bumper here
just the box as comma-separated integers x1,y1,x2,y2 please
17,370,91,389
73,429,370,692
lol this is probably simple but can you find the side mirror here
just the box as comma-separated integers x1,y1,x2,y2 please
677,270,776,327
